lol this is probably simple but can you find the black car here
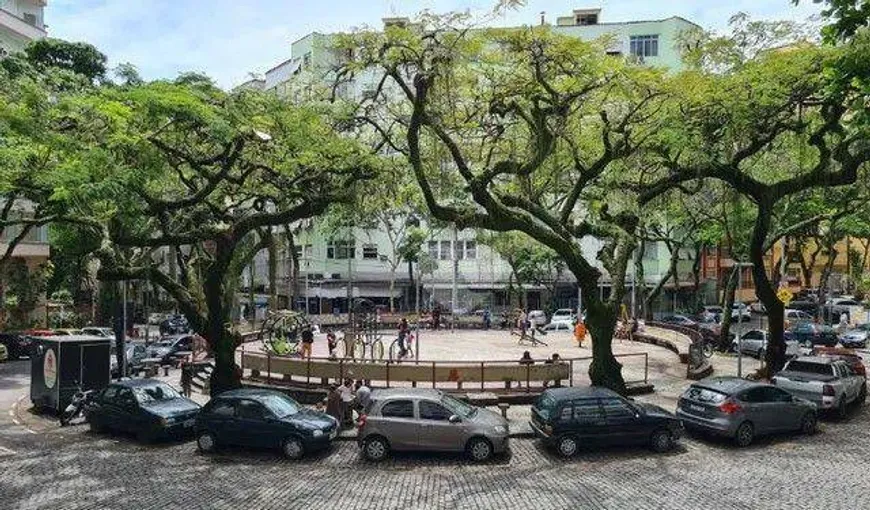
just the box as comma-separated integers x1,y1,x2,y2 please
788,322,838,348
529,387,682,457
85,380,200,442
0,332,32,359
159,315,190,335
195,389,338,460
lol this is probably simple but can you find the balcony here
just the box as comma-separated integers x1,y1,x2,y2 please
0,8,47,41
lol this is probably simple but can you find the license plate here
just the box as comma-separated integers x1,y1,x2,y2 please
329,429,337,440
689,405,705,413
183,419,195,428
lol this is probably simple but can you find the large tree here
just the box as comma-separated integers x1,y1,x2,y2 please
57,79,376,394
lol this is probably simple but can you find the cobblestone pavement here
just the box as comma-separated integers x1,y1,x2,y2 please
3,361,870,510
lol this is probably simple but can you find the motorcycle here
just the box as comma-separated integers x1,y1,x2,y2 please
60,389,96,427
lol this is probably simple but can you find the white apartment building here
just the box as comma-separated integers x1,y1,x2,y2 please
0,0,46,57
242,8,702,315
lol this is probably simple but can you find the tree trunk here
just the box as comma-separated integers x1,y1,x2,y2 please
634,241,648,319
388,265,397,313
749,207,787,374
586,300,623,391
407,259,415,312
286,229,299,311
691,242,703,311
268,231,278,310
719,266,739,351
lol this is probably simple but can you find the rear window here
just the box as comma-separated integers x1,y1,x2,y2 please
684,386,728,404
784,361,833,376
535,393,559,420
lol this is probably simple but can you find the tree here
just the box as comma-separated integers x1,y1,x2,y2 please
57,80,376,394
640,18,870,373
341,15,672,392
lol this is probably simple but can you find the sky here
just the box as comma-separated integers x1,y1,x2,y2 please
45,1,824,88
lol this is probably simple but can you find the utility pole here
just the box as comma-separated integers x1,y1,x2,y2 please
452,225,459,324
121,280,127,378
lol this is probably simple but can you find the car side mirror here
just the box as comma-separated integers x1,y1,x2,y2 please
448,415,462,424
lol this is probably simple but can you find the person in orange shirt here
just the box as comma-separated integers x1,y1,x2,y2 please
574,321,587,348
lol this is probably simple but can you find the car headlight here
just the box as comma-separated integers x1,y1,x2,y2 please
493,425,507,435
312,429,324,438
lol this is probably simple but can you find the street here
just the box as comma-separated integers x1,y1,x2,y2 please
2,358,869,510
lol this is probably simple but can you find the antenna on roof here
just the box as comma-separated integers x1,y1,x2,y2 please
540,11,546,26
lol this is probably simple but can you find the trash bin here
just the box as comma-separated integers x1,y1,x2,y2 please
30,335,111,413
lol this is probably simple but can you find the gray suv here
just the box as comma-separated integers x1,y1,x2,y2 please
357,389,509,462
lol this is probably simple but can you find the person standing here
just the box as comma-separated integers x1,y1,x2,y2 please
326,328,337,358
432,307,441,330
353,380,372,417
397,318,410,358
300,326,314,358
483,309,491,330
574,320,587,348
325,384,342,425
338,378,355,427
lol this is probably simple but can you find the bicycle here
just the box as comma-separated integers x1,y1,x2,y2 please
389,332,415,362
340,332,384,361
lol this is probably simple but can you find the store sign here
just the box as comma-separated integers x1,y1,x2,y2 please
43,348,57,389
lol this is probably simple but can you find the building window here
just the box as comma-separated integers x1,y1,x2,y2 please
428,241,439,259
465,241,476,260
440,241,451,260
629,35,659,58
575,14,598,25
327,239,355,259
362,243,379,260
454,241,465,261
23,13,38,27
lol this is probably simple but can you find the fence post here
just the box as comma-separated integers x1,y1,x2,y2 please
644,353,649,385
480,362,485,391
267,351,271,384
432,362,436,389
569,359,574,387
339,359,344,385
306,356,311,386
526,363,530,393
386,361,391,388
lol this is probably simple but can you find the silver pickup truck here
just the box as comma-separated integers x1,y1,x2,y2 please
772,356,867,417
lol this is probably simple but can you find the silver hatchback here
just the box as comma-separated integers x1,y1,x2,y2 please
357,388,509,462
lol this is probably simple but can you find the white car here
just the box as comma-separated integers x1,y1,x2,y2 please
784,309,813,323
732,329,800,358
527,310,547,324
550,308,576,324
542,321,573,332
731,303,751,322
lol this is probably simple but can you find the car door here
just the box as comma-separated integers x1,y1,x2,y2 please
568,398,607,443
114,387,142,432
761,387,803,432
600,397,646,445
740,331,763,355
418,400,464,452
231,399,279,448
735,387,775,435
93,385,121,427
378,399,419,451
202,398,237,444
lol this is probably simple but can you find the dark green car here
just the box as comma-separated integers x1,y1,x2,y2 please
85,380,200,442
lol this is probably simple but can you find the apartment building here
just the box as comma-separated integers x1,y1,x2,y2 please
243,8,702,315
0,0,46,57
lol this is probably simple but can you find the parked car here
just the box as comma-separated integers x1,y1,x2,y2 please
731,303,751,322
357,388,508,462
731,329,800,359
542,321,573,332
0,332,32,359
147,334,194,364
53,329,84,336
772,356,867,418
85,380,200,441
529,387,682,457
159,315,190,335
812,346,866,377
527,310,547,325
550,309,576,324
82,326,115,338
784,309,814,323
110,343,149,377
698,306,724,323
749,301,767,314
659,314,697,327
839,323,870,349
788,300,819,315
788,322,838,348
195,389,338,460
23,329,55,337
676,377,817,447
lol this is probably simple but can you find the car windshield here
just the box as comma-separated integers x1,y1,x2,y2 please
440,394,477,418
534,393,558,419
784,361,833,376
685,386,728,403
155,339,175,347
260,394,300,418
133,384,181,403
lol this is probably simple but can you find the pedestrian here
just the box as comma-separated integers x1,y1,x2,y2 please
180,363,192,398
519,350,534,365
517,308,528,338
432,307,441,330
483,308,491,330
325,384,342,424
544,353,562,388
574,320,587,348
398,317,410,358
838,312,850,332
326,328,337,358
353,379,372,417
528,313,537,338
338,378,355,427
300,325,314,358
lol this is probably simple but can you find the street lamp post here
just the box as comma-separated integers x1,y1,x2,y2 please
735,262,753,378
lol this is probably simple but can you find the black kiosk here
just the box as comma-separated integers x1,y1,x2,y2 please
30,335,111,412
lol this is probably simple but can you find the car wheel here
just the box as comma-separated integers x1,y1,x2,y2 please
650,429,673,453
281,436,305,460
800,412,817,435
859,385,867,404
466,437,493,462
362,435,389,462
734,422,754,447
555,434,579,458
197,431,218,453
